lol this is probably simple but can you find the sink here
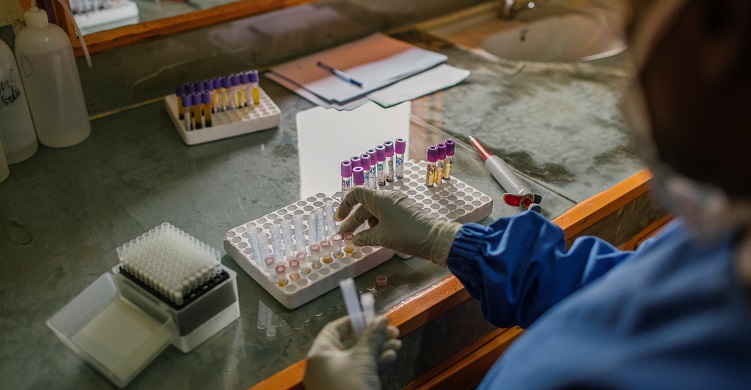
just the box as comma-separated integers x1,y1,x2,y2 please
423,2,627,62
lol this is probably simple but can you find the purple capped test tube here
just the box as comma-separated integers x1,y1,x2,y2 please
191,94,203,130
240,72,250,108
426,146,438,187
212,77,223,112
353,167,365,187
201,92,212,127
182,95,192,131
383,141,395,182
444,139,455,180
367,149,378,189
375,145,386,186
436,143,447,185
350,155,361,170
249,70,260,105
230,74,241,109
176,84,187,119
341,160,353,196
395,138,406,179
221,77,232,111
360,153,374,189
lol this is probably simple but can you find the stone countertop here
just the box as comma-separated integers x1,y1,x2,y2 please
0,31,640,388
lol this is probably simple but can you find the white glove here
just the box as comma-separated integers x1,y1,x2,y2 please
304,315,401,390
336,187,462,266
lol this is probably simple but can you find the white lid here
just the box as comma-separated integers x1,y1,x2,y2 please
24,7,49,29
47,273,177,388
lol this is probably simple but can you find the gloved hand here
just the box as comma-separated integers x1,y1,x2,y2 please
335,187,462,266
304,315,401,390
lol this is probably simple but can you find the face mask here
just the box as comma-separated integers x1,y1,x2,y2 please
620,0,751,241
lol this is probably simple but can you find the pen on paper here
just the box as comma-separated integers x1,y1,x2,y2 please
316,61,363,88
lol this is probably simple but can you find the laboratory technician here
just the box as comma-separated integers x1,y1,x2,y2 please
303,0,751,388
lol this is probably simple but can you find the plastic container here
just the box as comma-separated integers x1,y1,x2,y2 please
0,141,9,182
0,39,38,163
15,5,91,148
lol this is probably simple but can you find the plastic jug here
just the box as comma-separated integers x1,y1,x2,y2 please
0,39,37,163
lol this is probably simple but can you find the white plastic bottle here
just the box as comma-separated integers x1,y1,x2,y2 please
0,140,9,183
15,3,90,148
0,39,38,163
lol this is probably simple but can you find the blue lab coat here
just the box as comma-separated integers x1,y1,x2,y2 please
447,211,751,389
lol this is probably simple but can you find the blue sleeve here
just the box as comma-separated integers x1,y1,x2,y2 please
447,211,634,328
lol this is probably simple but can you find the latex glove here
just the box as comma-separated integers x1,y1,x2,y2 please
304,315,401,390
335,187,462,266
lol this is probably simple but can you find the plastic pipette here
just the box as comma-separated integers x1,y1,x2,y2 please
469,136,542,212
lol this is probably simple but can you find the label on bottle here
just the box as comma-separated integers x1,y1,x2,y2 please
0,69,23,110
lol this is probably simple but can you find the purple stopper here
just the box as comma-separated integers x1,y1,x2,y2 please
350,156,361,169
231,74,240,86
360,153,371,169
203,80,214,91
353,167,365,185
185,83,195,95
395,138,406,154
248,70,259,83
201,91,211,104
181,95,192,107
175,84,186,96
384,141,394,157
427,146,438,163
445,139,455,156
214,77,223,89
375,145,386,161
367,149,377,163
191,94,201,106
341,160,352,177
193,82,204,93
221,77,232,89
437,143,447,160
240,72,250,84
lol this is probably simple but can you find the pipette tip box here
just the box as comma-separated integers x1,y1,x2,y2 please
224,160,493,309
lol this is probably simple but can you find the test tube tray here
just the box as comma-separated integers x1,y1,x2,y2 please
224,160,494,309
164,87,281,146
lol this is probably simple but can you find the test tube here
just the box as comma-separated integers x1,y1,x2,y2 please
182,95,192,131
296,252,311,275
360,153,372,189
293,214,307,253
264,256,276,276
239,72,250,107
331,234,344,259
281,220,295,257
201,92,212,127
395,138,406,179
360,292,375,326
289,259,300,280
191,94,203,130
350,155,361,171
426,146,438,187
353,167,365,187
270,224,285,261
315,208,327,241
231,74,242,109
444,139,455,180
249,70,260,105
212,77,223,113
175,84,186,119
256,232,270,269
375,145,386,186
309,244,322,269
320,240,332,264
339,278,365,338
384,140,395,182
247,227,261,265
367,149,378,189
221,76,232,111
341,160,353,197
308,212,320,245
324,200,337,239
436,143,446,186
276,265,288,287
343,232,355,254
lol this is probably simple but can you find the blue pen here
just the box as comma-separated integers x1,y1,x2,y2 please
316,61,363,88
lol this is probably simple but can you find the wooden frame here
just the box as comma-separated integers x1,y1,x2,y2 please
251,169,659,389
48,0,316,56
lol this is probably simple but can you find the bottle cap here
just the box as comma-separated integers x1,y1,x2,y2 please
221,77,232,89
185,83,195,95
296,252,307,260
203,80,214,91
395,138,406,154
191,94,201,106
265,256,275,267
213,77,223,88
376,274,388,287
193,82,204,93
240,72,250,84
181,95,192,107
24,7,49,28
445,139,455,156
384,141,394,157
341,160,352,177
350,156,361,169
332,233,343,242
309,244,320,252
353,167,365,185
249,70,260,83
175,84,186,97
375,145,386,161
343,232,354,241
289,260,300,270
367,149,377,162
201,92,211,104
427,146,438,163
437,143,447,159
320,240,331,248
360,153,371,169
231,74,240,86
275,265,286,275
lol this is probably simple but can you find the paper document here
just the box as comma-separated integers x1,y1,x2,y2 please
368,64,471,107
271,33,447,103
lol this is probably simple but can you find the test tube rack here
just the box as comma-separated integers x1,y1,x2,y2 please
163,87,280,146
224,160,493,309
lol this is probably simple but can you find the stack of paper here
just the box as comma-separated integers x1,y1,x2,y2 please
267,33,470,110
